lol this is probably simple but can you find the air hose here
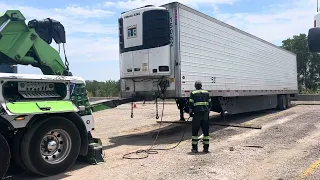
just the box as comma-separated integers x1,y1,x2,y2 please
123,78,190,160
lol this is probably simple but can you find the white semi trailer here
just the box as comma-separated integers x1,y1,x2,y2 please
118,2,298,120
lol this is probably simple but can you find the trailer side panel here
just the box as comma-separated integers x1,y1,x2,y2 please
177,4,298,98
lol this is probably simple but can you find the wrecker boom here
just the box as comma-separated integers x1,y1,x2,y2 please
0,10,142,111
0,10,71,76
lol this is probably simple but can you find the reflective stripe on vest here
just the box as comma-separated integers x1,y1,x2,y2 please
194,102,209,106
191,90,209,94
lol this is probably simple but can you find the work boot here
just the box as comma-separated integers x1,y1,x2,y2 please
191,144,198,153
203,144,209,153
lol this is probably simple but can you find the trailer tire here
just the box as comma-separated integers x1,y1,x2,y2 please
0,134,10,179
286,94,291,108
20,116,81,176
278,95,287,110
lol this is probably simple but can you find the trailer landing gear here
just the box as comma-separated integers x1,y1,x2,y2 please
220,110,226,121
0,133,10,179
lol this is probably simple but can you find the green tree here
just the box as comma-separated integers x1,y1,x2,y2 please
281,34,320,92
85,79,120,97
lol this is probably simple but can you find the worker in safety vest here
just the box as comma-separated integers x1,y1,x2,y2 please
189,80,212,153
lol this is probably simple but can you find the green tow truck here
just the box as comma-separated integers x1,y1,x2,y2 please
0,10,139,178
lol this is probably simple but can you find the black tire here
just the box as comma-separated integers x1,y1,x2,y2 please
11,129,29,172
20,116,81,176
0,134,10,179
286,94,291,108
278,95,287,110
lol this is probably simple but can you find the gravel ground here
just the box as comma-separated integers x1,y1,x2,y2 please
4,102,320,180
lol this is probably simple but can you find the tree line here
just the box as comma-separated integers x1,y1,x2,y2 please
85,33,320,97
281,34,320,94
85,80,120,97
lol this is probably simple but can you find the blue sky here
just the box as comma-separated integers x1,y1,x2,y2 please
0,0,316,81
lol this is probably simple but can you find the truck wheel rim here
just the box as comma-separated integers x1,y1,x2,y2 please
40,129,72,164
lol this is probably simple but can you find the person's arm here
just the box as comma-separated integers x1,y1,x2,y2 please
189,92,194,116
207,93,212,110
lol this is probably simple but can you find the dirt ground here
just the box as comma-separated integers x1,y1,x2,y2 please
5,101,320,180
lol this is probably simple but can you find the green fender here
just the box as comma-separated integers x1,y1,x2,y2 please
3,100,78,115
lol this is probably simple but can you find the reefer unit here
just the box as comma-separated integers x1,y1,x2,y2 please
118,2,298,118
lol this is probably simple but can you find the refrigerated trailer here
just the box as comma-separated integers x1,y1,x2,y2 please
118,2,298,120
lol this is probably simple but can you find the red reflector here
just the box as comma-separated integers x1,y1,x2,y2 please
185,90,190,92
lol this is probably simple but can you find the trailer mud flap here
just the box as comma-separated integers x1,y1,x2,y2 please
1,100,79,115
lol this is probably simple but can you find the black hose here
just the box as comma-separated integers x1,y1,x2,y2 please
122,98,190,160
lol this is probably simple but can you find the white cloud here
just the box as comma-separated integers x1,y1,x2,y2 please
53,5,114,18
62,36,119,63
103,0,239,10
0,3,116,35
0,2,120,79
1,0,318,81
0,2,119,61
213,0,316,44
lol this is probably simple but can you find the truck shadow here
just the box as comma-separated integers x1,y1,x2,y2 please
102,108,288,151
3,161,87,180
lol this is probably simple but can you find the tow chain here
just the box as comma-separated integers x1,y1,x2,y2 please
131,102,134,118
155,96,159,119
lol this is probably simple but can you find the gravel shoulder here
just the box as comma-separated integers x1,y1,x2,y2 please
5,103,320,180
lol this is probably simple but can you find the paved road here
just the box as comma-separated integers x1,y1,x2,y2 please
4,103,320,180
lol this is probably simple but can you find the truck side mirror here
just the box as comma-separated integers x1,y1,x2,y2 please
308,27,320,52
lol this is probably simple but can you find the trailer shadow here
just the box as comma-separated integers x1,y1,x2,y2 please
102,108,286,151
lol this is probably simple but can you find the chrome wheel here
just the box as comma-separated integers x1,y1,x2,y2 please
40,129,72,164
